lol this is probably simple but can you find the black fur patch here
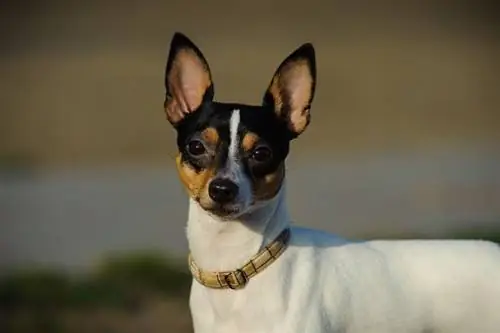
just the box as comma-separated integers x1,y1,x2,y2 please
175,102,291,180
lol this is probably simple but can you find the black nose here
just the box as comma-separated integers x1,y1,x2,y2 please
208,178,239,204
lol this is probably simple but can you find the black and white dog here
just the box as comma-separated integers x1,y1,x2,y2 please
163,32,500,333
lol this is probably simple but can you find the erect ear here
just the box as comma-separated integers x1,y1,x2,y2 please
263,43,316,138
164,32,214,127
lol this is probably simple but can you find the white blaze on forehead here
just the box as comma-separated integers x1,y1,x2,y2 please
222,108,252,210
228,109,240,160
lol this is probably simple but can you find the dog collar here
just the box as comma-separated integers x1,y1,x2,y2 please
188,228,291,290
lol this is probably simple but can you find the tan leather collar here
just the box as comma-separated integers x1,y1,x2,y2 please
188,228,291,290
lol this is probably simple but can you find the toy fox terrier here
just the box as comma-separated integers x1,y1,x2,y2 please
163,32,500,333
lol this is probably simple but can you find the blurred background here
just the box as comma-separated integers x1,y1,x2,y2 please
1,0,499,332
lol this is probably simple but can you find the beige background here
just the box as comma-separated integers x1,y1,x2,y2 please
1,0,498,169
1,2,499,332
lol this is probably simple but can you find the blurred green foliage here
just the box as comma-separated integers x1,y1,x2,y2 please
448,228,500,244
0,252,191,333
0,251,190,312
0,152,37,173
1,231,498,311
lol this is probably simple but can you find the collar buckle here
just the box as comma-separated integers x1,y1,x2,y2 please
223,269,248,290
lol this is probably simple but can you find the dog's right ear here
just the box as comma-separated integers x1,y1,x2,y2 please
263,43,316,139
164,32,214,126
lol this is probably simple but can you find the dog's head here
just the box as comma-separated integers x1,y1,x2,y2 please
164,32,316,219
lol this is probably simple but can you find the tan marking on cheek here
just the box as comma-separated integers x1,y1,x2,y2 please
176,154,215,198
253,163,285,201
200,127,219,147
241,132,260,152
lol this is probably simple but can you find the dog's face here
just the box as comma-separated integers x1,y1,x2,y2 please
164,33,316,219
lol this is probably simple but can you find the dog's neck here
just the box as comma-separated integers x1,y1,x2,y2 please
186,187,290,271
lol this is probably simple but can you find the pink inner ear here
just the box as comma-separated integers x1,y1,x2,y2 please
165,49,211,124
279,60,313,133
282,61,313,110
177,55,211,111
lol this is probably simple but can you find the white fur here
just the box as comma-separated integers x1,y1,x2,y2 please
228,109,240,162
217,109,252,214
186,184,500,333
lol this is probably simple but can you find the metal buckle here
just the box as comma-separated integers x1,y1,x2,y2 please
224,269,248,290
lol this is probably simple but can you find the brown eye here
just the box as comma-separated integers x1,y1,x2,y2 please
187,140,206,156
251,146,272,163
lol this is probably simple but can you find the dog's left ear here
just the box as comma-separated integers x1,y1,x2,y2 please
263,43,316,138
164,32,214,127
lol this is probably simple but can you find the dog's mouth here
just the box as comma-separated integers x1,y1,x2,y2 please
197,199,249,219
195,195,253,220
206,204,241,218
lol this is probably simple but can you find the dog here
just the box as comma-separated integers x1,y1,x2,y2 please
163,32,500,333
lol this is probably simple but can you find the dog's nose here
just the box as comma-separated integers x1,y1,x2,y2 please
208,178,239,204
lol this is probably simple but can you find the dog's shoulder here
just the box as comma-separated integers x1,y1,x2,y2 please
289,225,350,247
286,226,386,262
285,226,381,276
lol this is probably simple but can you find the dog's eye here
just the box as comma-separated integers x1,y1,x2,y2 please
187,140,206,156
250,146,272,163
